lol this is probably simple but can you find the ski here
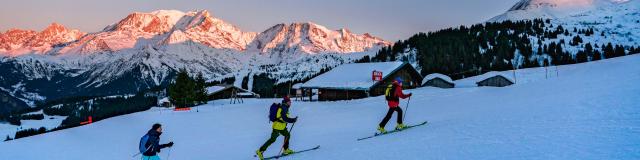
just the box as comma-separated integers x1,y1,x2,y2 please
258,145,320,160
357,121,428,141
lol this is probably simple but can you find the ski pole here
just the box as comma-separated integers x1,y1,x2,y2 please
403,96,411,123
167,146,172,160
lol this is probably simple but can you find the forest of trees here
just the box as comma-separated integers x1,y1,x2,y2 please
371,19,639,79
42,94,157,127
2,92,158,140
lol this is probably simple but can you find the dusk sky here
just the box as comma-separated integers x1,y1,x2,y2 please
0,0,519,41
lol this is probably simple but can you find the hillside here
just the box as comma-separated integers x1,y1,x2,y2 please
1,54,638,159
371,0,639,79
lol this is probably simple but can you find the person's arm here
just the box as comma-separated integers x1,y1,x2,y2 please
280,107,297,123
396,86,411,99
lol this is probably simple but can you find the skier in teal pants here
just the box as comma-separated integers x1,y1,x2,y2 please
140,123,174,160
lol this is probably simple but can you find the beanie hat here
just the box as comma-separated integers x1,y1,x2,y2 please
282,96,291,104
151,123,162,130
394,77,403,83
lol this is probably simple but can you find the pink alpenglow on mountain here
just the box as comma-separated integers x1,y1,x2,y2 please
0,10,388,56
0,23,85,56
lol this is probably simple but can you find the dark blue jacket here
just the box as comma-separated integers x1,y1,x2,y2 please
143,130,170,156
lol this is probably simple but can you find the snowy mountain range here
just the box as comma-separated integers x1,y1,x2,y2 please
0,10,389,108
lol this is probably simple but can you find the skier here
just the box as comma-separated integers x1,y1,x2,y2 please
140,123,174,160
378,77,412,133
256,96,298,160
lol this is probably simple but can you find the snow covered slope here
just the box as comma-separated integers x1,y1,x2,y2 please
488,0,630,22
0,9,389,104
490,0,639,46
1,54,638,159
487,0,639,66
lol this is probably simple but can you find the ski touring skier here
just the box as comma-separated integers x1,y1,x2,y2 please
378,77,412,133
256,96,298,160
139,123,174,160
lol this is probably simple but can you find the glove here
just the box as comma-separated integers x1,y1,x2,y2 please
161,142,174,148
293,117,298,123
408,93,413,97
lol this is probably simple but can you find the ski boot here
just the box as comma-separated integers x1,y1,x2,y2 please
395,123,406,130
256,149,264,160
377,126,387,133
283,149,295,155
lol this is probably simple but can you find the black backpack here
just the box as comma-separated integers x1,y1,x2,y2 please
268,103,281,122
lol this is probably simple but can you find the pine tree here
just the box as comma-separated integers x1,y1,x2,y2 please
571,35,583,46
169,68,196,108
593,50,602,61
537,45,543,55
585,29,591,36
585,43,594,60
630,46,638,55
195,72,208,105
614,45,626,57
576,51,588,63
604,43,615,58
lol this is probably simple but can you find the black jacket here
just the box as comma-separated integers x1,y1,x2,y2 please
143,130,171,156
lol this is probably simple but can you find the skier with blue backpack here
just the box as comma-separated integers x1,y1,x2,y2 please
139,123,174,160
256,96,298,160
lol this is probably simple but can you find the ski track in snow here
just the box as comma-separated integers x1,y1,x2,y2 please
0,55,639,159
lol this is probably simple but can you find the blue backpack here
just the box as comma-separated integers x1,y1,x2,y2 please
268,103,281,122
139,134,151,154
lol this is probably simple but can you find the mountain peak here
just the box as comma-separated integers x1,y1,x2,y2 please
249,21,388,54
149,9,186,16
42,22,69,34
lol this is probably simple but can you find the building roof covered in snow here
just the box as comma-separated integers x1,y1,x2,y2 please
422,73,455,88
300,62,419,90
292,83,304,90
206,86,228,95
422,73,454,85
206,85,256,95
158,97,170,103
455,71,515,87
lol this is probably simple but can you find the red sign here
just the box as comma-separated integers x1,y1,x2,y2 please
174,107,191,111
80,116,93,125
372,70,383,81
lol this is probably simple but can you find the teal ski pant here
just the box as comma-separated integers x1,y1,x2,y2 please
141,155,160,160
